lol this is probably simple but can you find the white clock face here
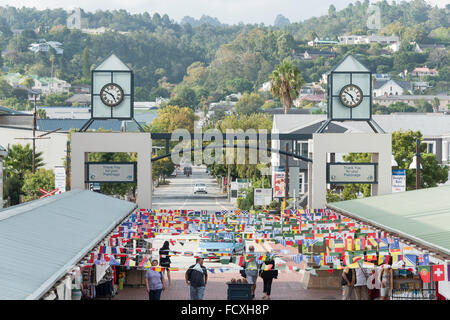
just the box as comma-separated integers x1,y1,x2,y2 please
100,83,124,107
339,84,363,108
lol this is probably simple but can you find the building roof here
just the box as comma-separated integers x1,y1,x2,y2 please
373,79,412,91
327,186,450,257
374,94,450,101
299,94,325,102
272,114,450,138
0,106,26,115
37,119,123,132
0,189,136,300
263,108,310,116
66,94,91,104
413,67,438,73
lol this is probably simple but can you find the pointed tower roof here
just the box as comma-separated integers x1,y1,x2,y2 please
331,55,370,72
95,53,130,71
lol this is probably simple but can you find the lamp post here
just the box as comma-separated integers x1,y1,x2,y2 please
0,145,8,208
409,139,421,189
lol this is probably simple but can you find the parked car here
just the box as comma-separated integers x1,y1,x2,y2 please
198,232,245,261
193,183,207,194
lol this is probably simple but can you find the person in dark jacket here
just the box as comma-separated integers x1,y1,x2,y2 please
159,241,172,286
259,255,278,300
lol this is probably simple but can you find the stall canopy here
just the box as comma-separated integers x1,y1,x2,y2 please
327,185,450,257
0,189,136,300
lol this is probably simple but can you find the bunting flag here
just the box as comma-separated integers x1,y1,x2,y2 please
404,254,417,268
378,238,389,251
378,254,389,265
418,254,430,266
345,237,353,251
432,265,445,282
391,254,404,269
418,266,431,283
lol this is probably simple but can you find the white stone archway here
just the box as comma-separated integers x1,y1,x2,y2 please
308,133,392,209
71,132,152,209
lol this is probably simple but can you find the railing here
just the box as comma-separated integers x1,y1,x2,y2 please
391,289,436,300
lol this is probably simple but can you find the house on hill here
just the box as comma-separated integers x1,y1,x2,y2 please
373,79,413,97
411,66,439,77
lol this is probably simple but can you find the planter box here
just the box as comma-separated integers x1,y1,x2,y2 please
227,283,252,300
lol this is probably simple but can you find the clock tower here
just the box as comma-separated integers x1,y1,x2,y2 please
316,55,384,133
80,53,143,131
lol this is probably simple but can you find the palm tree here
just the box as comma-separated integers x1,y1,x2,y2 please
431,97,440,113
270,58,304,114
6,144,44,180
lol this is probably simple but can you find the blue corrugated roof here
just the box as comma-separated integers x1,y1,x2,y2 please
37,119,123,132
0,189,136,300
0,106,26,115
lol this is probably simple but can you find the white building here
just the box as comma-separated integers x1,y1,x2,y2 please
373,79,413,97
260,81,272,92
338,34,399,45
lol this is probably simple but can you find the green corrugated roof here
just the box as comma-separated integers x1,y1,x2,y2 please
327,186,450,256
0,189,136,300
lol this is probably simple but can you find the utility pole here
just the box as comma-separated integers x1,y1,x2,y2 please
32,94,37,173
416,139,421,190
227,164,231,201
66,140,71,191
285,143,289,209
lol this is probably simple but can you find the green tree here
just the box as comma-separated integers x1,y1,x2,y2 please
43,93,73,106
22,77,35,89
270,58,304,114
6,144,44,180
81,47,90,80
235,92,264,115
149,87,170,100
152,153,175,183
134,86,149,101
170,86,198,109
414,99,433,112
431,97,440,113
392,130,448,190
4,144,44,205
21,168,55,202
37,109,48,119
150,105,198,132
0,77,12,99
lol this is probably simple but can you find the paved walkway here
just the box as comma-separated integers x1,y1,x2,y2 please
112,271,341,300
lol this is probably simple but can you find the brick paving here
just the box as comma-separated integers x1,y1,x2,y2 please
112,270,341,300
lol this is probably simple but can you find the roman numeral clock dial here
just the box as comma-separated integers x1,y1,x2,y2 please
100,83,124,107
339,84,363,108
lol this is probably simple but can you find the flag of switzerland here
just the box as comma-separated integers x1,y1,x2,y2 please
432,265,445,282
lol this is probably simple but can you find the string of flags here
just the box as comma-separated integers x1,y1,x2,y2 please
80,208,450,280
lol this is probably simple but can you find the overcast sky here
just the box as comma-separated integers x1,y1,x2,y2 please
0,0,446,25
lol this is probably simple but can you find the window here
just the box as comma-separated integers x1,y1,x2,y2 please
294,141,308,159
424,141,436,154
298,172,305,194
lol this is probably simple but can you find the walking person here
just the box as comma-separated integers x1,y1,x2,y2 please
145,259,166,300
378,264,394,300
185,258,208,300
259,255,278,300
354,263,369,300
341,265,356,300
159,241,172,286
244,245,259,299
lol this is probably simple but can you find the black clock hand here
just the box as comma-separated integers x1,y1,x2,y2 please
105,91,117,101
345,91,354,100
